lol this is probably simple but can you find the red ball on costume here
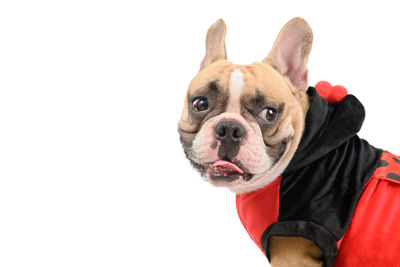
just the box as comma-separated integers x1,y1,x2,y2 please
315,81,348,104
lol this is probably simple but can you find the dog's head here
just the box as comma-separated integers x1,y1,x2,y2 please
178,18,313,193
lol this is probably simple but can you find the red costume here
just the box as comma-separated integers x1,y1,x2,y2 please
236,82,400,267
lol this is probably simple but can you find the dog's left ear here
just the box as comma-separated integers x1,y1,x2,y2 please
264,17,313,91
200,19,227,70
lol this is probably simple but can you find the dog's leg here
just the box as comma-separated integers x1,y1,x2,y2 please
269,236,323,267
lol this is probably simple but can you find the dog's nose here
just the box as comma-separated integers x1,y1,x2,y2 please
214,120,246,161
215,120,245,142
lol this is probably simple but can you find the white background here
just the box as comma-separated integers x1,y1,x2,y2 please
1,1,400,266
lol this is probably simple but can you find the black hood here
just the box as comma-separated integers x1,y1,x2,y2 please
262,87,383,266
285,87,367,173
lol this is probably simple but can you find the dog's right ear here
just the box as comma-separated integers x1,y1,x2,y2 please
200,19,227,70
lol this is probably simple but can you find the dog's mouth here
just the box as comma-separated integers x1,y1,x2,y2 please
202,159,253,184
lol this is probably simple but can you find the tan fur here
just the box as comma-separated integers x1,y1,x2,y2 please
270,236,323,267
178,60,235,133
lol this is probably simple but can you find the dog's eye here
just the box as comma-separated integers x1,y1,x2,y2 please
191,97,209,112
258,107,277,122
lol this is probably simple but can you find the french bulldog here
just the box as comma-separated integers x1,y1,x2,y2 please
178,18,400,267
178,18,311,194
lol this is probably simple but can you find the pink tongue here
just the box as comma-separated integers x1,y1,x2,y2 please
213,160,244,174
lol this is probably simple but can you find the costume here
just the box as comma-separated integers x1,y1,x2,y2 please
236,82,400,267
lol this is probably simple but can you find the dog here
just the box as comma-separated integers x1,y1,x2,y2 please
178,18,400,267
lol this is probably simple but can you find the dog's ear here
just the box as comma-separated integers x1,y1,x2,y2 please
200,19,227,70
264,17,313,91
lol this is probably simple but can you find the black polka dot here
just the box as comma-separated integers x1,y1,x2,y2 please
378,160,389,167
393,157,400,165
387,173,400,181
